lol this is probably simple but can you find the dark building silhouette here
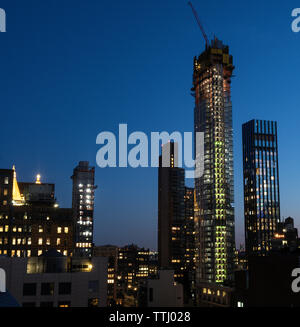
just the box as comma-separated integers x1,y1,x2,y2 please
234,250,300,307
184,187,195,302
71,161,96,257
242,120,280,256
158,142,185,281
192,38,235,285
93,245,119,306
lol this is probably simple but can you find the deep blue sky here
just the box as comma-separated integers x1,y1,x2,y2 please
0,0,299,250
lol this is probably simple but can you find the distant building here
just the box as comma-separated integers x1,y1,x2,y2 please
271,217,299,251
139,270,183,307
242,120,280,256
93,245,118,306
71,161,97,257
235,250,248,271
0,250,107,307
0,167,73,257
115,244,158,307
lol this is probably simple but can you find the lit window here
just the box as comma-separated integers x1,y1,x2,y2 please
64,227,69,234
57,227,62,234
38,238,43,245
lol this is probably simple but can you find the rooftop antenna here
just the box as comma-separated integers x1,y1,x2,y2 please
188,1,209,49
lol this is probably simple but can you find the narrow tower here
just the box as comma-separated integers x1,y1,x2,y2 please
71,161,96,257
193,38,235,284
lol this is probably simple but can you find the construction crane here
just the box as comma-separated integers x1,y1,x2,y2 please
188,1,209,49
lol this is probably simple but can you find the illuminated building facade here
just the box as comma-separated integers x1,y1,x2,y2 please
193,38,235,284
71,161,96,257
0,250,107,307
0,167,73,257
116,244,156,307
242,119,280,256
271,217,299,251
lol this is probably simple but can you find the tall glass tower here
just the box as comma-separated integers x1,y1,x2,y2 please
193,38,235,284
242,119,280,257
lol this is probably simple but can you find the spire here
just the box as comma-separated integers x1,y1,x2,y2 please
12,165,25,206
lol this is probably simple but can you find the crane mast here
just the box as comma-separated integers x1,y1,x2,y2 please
188,2,209,49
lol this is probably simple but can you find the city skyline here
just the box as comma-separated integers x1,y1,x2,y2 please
0,0,300,250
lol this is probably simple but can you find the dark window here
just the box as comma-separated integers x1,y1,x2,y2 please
88,298,99,307
40,302,53,307
58,282,71,295
23,283,36,296
88,280,99,293
22,302,36,307
41,283,54,296
149,288,153,302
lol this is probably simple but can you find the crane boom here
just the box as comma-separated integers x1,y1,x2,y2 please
188,1,209,48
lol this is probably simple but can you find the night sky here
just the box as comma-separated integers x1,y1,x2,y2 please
1,0,299,250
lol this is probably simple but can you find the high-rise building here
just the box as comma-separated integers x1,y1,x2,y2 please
158,142,185,281
192,38,235,285
242,119,280,256
71,161,96,257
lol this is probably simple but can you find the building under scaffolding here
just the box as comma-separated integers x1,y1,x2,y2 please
193,38,235,288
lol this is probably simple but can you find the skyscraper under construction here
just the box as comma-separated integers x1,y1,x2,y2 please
193,38,235,285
